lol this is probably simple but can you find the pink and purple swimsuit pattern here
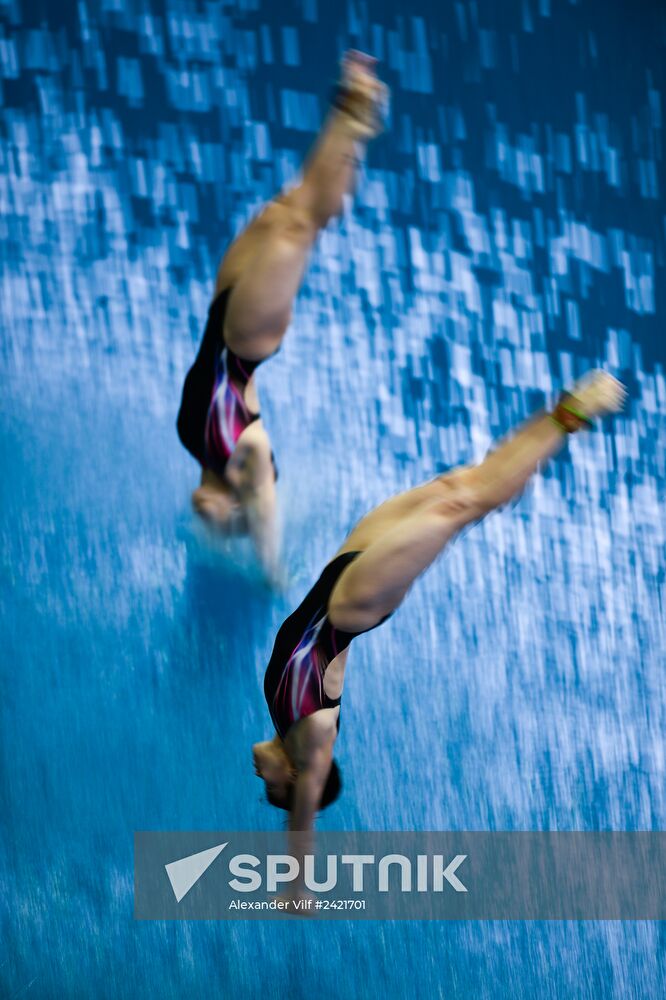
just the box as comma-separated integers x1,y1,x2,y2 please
264,551,386,740
177,287,261,476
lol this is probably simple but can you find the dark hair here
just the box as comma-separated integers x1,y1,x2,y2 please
266,760,342,812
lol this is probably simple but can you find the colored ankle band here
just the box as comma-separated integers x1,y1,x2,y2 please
550,397,594,434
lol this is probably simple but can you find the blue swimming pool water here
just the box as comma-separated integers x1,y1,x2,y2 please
1,0,665,996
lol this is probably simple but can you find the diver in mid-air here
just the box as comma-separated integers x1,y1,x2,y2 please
176,51,388,580
253,371,626,845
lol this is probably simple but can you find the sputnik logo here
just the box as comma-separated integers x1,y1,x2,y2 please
165,843,228,902
164,844,468,901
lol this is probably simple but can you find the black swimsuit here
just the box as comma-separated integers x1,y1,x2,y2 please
264,552,386,740
177,288,264,477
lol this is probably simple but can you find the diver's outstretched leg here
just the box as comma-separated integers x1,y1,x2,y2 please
218,51,388,360
329,371,626,632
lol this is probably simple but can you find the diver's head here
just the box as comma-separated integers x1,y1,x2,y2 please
252,739,295,807
191,481,242,529
252,739,342,811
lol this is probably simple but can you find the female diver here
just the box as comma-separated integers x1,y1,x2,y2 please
253,370,626,835
177,52,388,578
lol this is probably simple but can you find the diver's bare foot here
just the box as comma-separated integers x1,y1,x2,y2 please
565,370,627,422
333,49,389,139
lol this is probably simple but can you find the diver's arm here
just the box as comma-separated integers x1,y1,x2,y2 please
289,748,332,832
286,720,336,870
